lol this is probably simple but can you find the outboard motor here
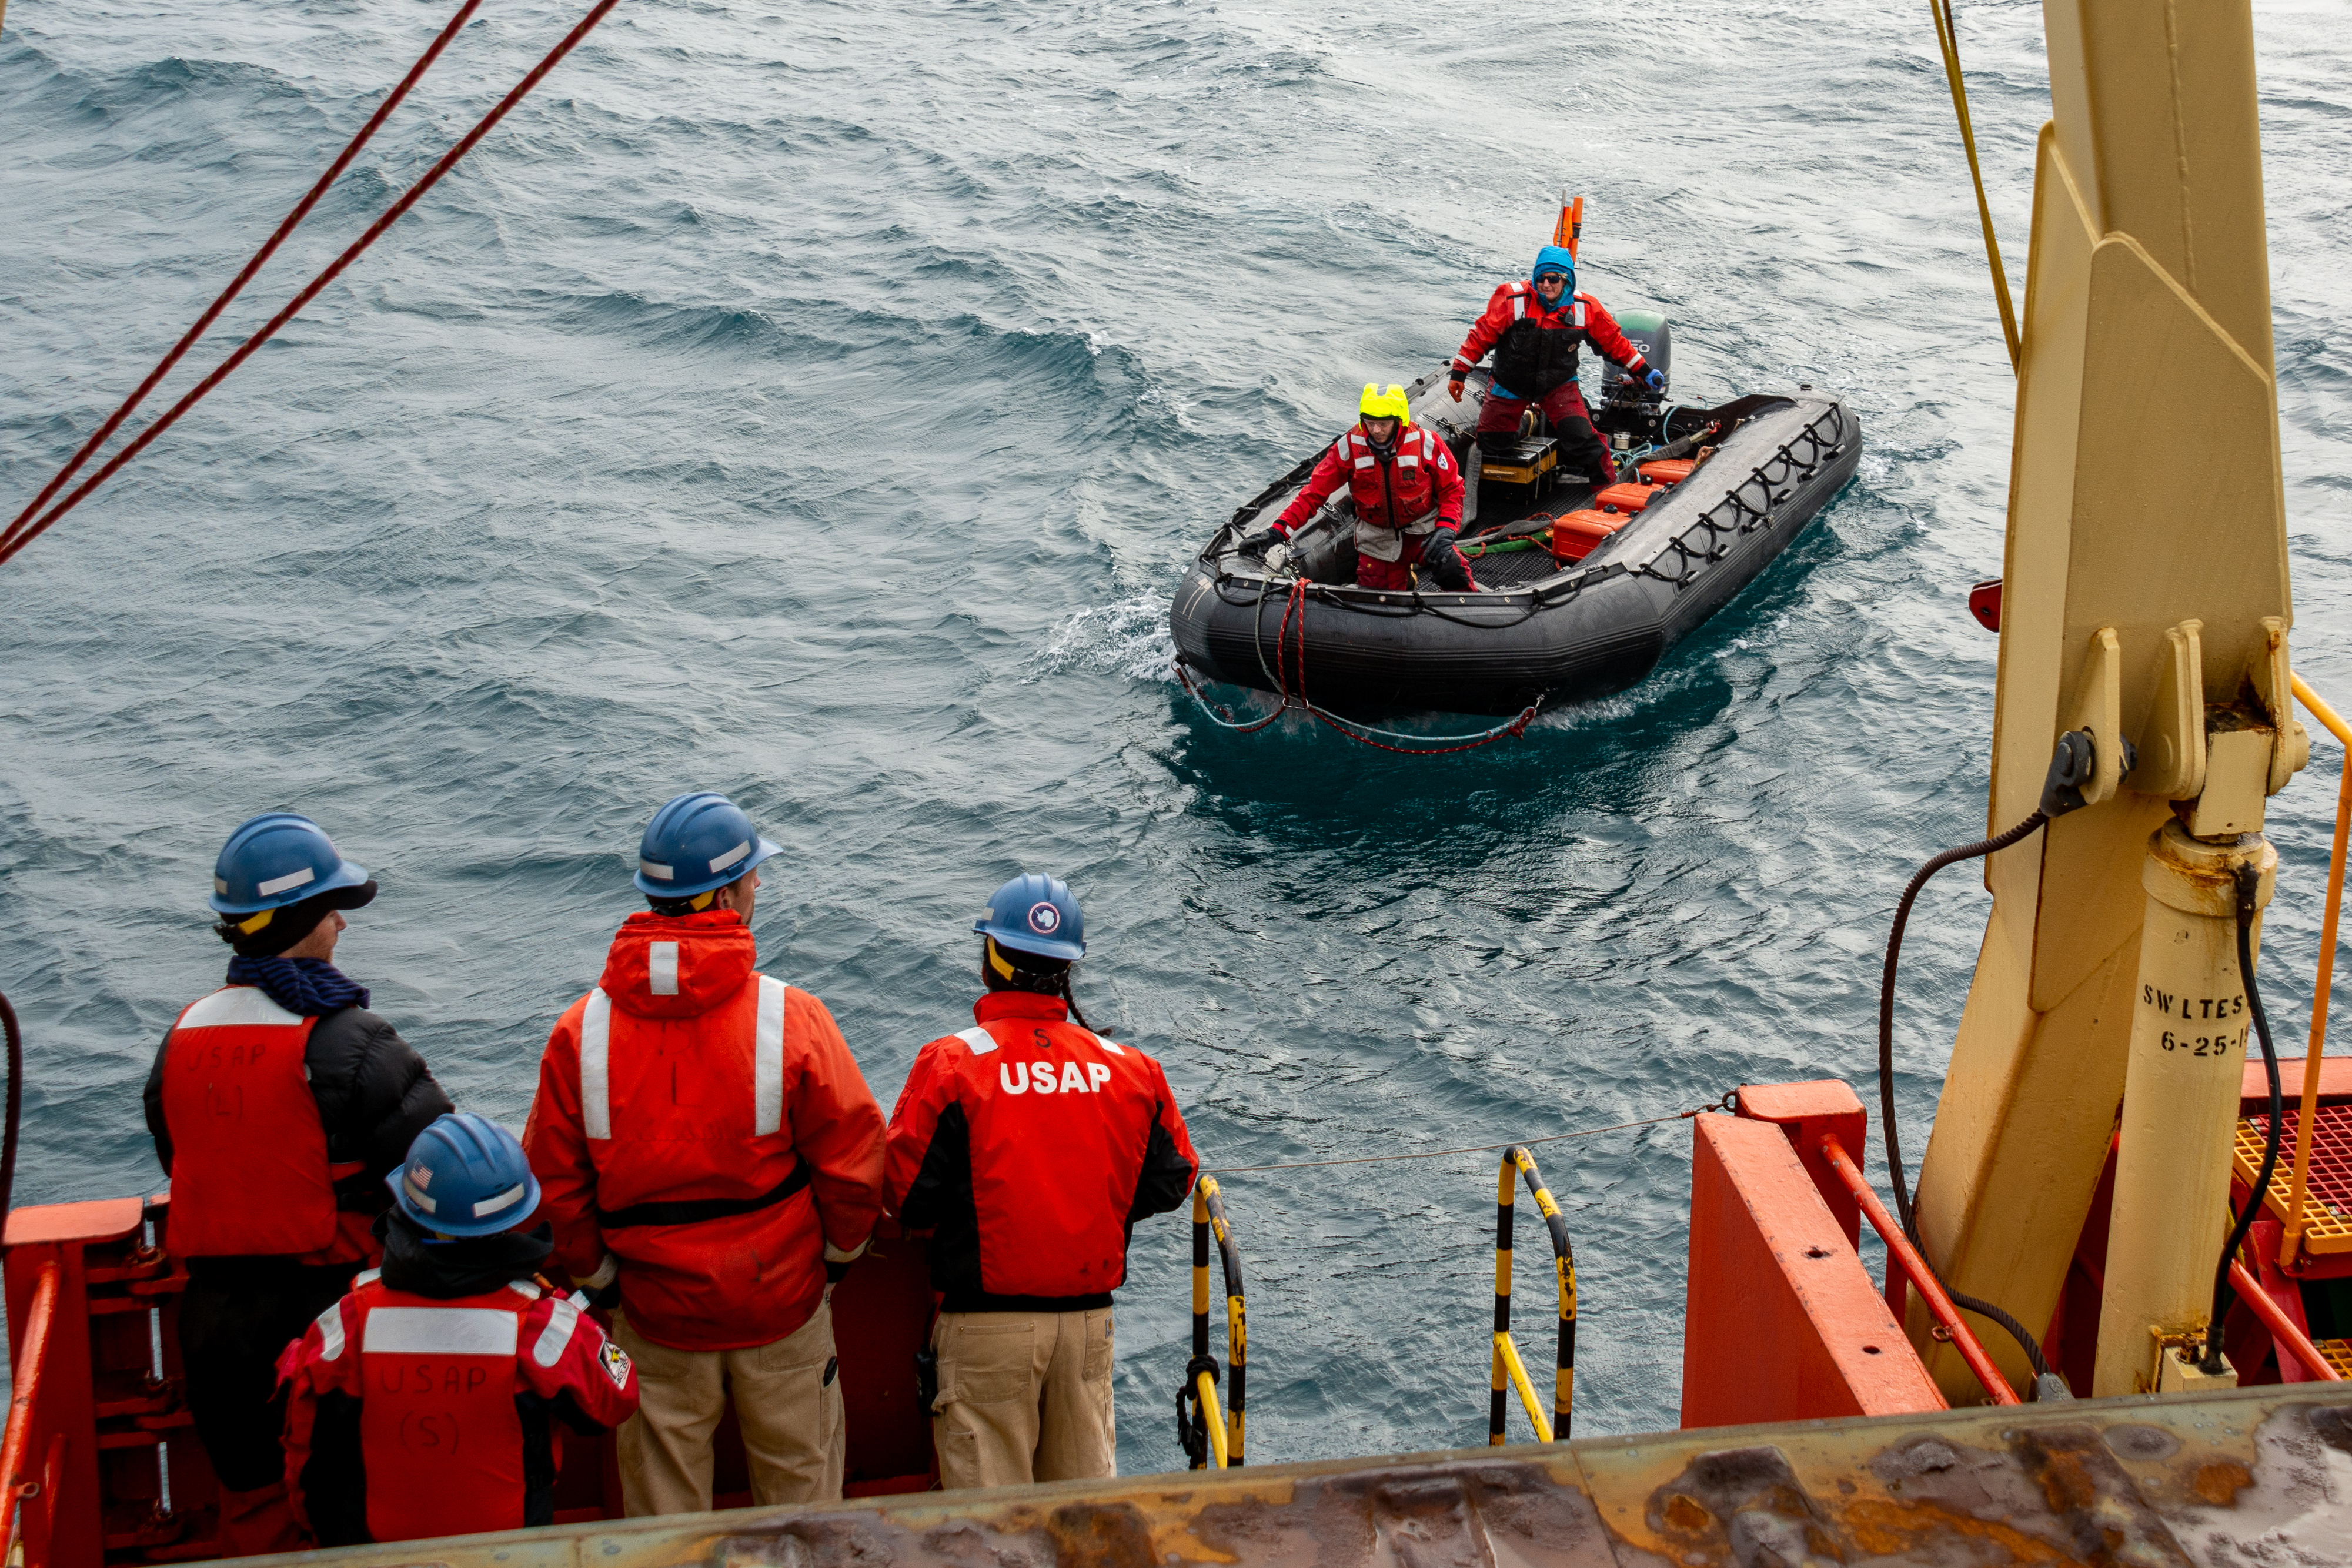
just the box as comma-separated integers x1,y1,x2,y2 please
1598,310,1671,449
1599,310,1671,410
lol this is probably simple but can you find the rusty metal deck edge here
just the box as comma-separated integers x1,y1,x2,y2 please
234,1382,2352,1568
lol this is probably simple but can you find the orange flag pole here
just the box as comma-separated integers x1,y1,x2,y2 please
1552,194,1585,259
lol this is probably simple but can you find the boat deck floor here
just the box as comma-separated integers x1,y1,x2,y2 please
1456,479,1606,589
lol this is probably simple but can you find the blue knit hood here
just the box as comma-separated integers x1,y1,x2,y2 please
1531,244,1576,290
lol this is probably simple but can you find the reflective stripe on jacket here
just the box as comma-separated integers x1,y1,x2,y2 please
278,1272,639,1544
1274,422,1465,560
1452,284,1648,399
159,987,341,1259
523,910,887,1351
884,990,1200,1311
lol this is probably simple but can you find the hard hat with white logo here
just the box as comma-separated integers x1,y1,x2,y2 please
208,812,373,915
389,1112,542,1238
633,791,781,898
975,872,1086,963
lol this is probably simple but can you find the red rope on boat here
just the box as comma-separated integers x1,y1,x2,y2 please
0,0,482,559
1177,574,1541,754
0,0,624,570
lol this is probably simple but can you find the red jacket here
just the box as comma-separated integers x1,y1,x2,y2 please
885,991,1199,1311
1452,284,1649,400
1275,421,1465,541
523,911,887,1350
156,987,368,1264
279,1271,639,1544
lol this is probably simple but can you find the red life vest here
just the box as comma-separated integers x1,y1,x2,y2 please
160,987,339,1259
351,1279,533,1542
1332,423,1447,533
279,1272,640,1544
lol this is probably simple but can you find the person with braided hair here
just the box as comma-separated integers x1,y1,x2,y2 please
884,874,1198,1489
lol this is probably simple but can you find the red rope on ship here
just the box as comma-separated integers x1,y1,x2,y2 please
0,0,624,570
1179,575,1542,754
0,0,482,559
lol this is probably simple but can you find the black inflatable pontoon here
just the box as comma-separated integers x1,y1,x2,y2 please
1171,327,1861,720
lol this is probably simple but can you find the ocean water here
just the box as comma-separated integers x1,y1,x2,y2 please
2,0,2348,1470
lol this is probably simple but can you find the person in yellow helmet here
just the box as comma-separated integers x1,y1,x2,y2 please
1253,383,1472,590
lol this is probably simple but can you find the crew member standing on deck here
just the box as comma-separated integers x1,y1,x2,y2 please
886,875,1199,1490
278,1114,640,1547
145,812,453,1558
1260,382,1473,591
1448,244,1662,487
523,791,887,1516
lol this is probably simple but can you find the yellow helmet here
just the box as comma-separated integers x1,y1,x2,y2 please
1358,382,1411,425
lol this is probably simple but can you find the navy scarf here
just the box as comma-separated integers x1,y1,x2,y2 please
226,955,370,1018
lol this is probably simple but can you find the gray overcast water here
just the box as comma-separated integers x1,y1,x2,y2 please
3,0,2348,1465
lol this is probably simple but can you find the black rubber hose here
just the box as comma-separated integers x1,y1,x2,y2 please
0,991,19,1226
1877,808,2059,1382
2204,861,2281,1372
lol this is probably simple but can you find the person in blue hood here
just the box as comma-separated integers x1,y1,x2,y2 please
1448,245,1663,487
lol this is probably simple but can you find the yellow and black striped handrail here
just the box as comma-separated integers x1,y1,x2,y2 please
1489,1146,1575,1445
1185,1176,1247,1468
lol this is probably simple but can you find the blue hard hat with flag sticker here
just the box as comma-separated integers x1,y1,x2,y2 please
389,1112,542,1239
209,812,372,915
974,872,1086,962
633,791,781,898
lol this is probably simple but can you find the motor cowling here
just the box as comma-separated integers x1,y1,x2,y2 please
1600,311,1672,409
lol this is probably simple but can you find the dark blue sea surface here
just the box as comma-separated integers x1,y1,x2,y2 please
3,0,2348,1466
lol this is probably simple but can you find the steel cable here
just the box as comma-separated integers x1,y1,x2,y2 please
0,0,483,559
0,0,625,570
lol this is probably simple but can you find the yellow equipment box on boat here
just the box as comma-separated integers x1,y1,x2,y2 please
1479,434,1557,490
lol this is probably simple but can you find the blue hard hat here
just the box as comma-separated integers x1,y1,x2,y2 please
209,813,372,915
1531,244,1576,287
975,873,1086,962
633,792,781,898
388,1113,542,1238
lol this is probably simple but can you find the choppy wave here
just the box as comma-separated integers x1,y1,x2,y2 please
2,0,2348,1461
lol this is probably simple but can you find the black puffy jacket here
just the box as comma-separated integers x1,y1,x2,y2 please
143,1002,454,1231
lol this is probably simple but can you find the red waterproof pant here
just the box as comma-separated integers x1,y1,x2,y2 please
1476,382,1615,486
1357,531,1475,591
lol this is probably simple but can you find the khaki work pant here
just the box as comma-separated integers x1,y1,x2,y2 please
613,1301,844,1516
931,1308,1115,1490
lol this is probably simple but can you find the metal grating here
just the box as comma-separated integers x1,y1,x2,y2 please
2321,1339,2352,1379
2235,1103,2352,1255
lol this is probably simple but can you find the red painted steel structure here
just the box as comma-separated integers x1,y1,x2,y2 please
1680,1087,1945,1427
1,1198,168,1568
1815,1134,2020,1405
2227,1259,2341,1382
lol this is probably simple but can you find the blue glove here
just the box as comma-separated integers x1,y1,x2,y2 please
1643,368,1667,393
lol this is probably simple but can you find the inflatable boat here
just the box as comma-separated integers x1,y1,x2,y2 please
1170,327,1862,720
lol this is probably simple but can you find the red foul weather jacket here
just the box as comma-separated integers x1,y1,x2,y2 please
279,1271,639,1544
886,990,1200,1312
1274,422,1465,563
523,911,888,1350
1452,285,1651,400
